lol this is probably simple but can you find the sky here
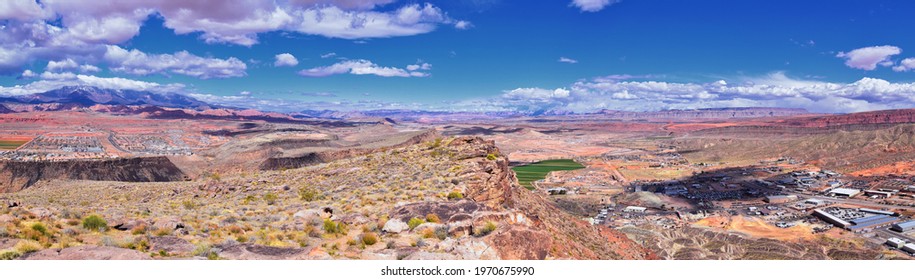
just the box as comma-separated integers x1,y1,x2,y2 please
2,0,915,113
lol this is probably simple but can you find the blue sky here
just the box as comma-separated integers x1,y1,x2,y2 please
2,0,915,113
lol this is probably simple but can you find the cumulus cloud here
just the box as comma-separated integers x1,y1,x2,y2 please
406,63,432,71
274,53,299,67
485,72,915,113
19,69,37,79
0,1,463,73
892,58,915,72
558,57,578,64
294,3,452,40
0,73,185,96
570,0,620,12
298,59,430,77
103,45,247,79
454,20,472,30
320,52,337,58
836,45,901,70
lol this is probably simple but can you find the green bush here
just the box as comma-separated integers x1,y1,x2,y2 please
263,193,278,205
30,223,48,236
0,250,21,260
447,191,463,200
407,217,425,230
298,186,320,201
323,219,346,235
82,215,108,231
361,232,379,246
486,153,498,161
474,221,497,237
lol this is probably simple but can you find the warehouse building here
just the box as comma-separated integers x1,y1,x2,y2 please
812,209,851,228
847,215,898,231
892,220,915,233
764,195,797,204
904,243,915,255
886,238,906,249
623,206,647,213
827,188,860,198
859,208,896,216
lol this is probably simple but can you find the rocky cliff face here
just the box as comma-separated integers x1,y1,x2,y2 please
0,157,187,192
416,136,656,259
777,108,915,127
596,107,809,120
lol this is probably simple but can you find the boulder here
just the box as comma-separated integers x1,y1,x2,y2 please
153,216,184,231
382,219,409,233
27,207,53,219
293,210,322,226
22,246,152,260
149,236,195,255
216,243,312,260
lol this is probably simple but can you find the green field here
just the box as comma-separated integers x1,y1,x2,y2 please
0,140,28,150
512,159,585,190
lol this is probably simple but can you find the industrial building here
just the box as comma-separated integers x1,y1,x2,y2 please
623,206,647,213
812,209,851,228
764,195,797,204
886,238,906,249
847,215,898,231
892,220,915,233
904,243,915,255
859,208,896,216
827,188,860,198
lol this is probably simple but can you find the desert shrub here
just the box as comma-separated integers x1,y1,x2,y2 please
14,240,42,253
486,153,498,161
29,223,48,236
425,214,440,223
131,224,148,235
474,221,497,237
361,232,379,246
263,193,278,205
323,219,346,235
298,186,320,201
421,228,435,239
0,250,22,260
192,243,219,260
182,200,196,210
434,226,449,240
407,217,425,230
81,215,107,231
153,227,172,236
447,191,463,200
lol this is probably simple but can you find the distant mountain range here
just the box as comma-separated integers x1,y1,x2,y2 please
14,86,915,127
0,86,214,109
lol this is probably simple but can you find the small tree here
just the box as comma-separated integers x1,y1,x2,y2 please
408,217,425,230
82,215,108,231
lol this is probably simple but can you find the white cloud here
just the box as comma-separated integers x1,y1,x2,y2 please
489,72,915,113
570,0,620,12
103,45,247,79
274,53,299,67
836,45,901,70
294,4,451,39
321,52,337,58
0,1,464,73
406,63,431,71
454,20,472,30
0,73,185,96
298,59,430,77
892,58,915,72
19,69,37,79
0,0,50,21
47,59,80,72
558,57,578,64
